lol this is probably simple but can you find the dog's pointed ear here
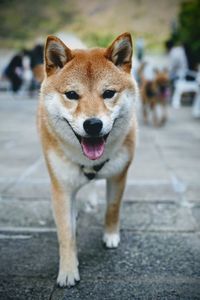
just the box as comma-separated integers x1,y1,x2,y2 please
105,33,132,72
44,35,73,76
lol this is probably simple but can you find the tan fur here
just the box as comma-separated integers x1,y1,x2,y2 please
105,125,135,233
37,33,137,287
105,168,128,233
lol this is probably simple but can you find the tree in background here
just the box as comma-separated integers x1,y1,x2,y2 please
173,0,200,70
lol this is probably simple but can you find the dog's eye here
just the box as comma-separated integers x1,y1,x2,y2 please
102,90,116,99
65,91,79,100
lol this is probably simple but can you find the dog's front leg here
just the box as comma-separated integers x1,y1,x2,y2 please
160,102,167,125
152,103,159,127
103,169,127,248
142,103,148,124
51,183,79,287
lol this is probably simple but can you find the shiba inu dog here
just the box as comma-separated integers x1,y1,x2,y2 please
139,62,170,126
38,33,138,287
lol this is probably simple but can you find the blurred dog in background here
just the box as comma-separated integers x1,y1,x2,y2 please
138,62,170,127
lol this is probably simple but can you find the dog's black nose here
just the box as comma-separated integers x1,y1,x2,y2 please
83,118,103,136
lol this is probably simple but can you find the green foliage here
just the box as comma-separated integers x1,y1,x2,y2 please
84,32,115,48
176,0,200,68
0,0,76,47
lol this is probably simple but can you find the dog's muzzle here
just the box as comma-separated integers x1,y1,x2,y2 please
63,117,109,160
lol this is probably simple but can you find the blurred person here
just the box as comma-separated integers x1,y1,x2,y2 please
165,39,188,83
30,43,44,90
166,39,199,108
3,50,25,93
21,49,33,92
135,37,144,62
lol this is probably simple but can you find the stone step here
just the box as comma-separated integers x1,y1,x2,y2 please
0,196,198,233
2,178,200,201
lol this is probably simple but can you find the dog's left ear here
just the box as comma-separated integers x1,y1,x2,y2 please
105,33,132,73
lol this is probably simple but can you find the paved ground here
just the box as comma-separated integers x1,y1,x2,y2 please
0,93,200,300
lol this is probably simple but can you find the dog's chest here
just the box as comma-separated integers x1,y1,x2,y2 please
82,146,130,181
48,146,129,188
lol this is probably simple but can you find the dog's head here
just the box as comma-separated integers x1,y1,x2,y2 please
154,69,170,99
41,33,137,161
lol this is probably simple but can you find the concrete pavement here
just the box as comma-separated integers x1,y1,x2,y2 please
0,93,200,299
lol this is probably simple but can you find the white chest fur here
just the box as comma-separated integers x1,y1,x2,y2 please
48,144,130,191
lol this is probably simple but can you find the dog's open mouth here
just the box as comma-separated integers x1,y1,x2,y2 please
77,134,109,160
63,117,109,160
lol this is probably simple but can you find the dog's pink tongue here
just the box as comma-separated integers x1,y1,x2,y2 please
81,138,105,160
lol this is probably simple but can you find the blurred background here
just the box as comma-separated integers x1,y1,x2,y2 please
0,0,184,50
0,0,198,51
0,0,199,100
0,1,200,299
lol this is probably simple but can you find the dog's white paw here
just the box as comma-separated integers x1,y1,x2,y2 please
103,232,120,248
57,266,80,288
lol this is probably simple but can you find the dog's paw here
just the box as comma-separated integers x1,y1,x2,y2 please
103,232,120,249
57,266,80,288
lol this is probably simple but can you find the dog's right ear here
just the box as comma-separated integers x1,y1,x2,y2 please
44,35,73,76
